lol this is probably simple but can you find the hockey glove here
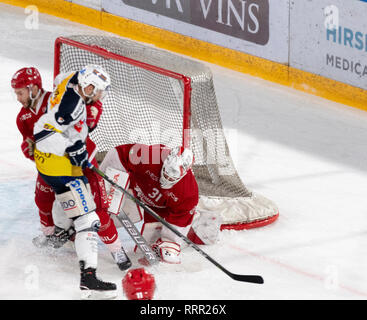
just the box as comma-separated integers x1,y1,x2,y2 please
152,238,181,264
66,140,88,169
47,226,75,248
21,137,35,161
86,100,103,132
32,226,75,249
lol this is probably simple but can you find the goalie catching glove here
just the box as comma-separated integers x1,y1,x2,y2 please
152,238,181,264
66,140,88,169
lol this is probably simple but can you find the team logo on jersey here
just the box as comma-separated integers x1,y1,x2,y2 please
57,116,65,124
74,120,84,133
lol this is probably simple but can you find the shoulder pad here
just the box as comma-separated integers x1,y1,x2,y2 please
55,88,84,125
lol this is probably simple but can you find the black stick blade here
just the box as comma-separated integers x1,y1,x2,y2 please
230,273,264,284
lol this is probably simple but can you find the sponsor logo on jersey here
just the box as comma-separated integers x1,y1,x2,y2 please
71,100,84,120
99,234,117,243
61,199,77,211
145,170,159,182
20,113,32,121
166,191,179,202
36,181,53,193
43,123,62,133
34,149,51,164
134,185,165,208
69,180,89,213
106,173,121,208
98,178,109,205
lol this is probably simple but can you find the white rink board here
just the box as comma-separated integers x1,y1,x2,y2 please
65,0,102,10
290,0,367,90
101,0,290,64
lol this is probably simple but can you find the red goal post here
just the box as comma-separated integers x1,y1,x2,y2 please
53,35,279,230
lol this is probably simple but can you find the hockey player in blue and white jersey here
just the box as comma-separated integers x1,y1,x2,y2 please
33,65,116,300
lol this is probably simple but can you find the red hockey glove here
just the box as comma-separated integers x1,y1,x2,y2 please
21,137,35,161
86,100,103,132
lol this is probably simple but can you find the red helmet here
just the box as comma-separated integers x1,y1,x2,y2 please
11,67,42,89
122,268,156,300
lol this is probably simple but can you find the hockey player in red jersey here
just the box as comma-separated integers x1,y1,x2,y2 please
100,143,221,264
13,67,57,238
12,67,131,273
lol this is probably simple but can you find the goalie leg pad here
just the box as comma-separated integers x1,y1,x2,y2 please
140,222,162,246
160,222,192,248
121,194,144,223
187,209,222,245
104,167,143,223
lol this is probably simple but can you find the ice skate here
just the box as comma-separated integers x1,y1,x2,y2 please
79,261,117,300
111,246,132,271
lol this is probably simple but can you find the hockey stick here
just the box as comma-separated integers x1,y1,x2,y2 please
89,164,264,284
114,208,160,266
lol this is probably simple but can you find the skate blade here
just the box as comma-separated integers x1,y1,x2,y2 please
80,289,117,300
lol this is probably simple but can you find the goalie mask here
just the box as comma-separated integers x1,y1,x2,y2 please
122,268,156,300
160,146,194,189
78,64,111,101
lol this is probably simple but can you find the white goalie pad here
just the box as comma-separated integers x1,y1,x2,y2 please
104,167,143,223
188,209,222,245
197,192,279,230
134,222,162,253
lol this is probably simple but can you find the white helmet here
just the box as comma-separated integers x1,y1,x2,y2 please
160,146,194,189
78,64,111,99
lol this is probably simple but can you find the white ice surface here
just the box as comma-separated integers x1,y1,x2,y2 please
1,3,367,300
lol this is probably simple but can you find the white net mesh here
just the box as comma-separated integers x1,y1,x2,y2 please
56,35,278,228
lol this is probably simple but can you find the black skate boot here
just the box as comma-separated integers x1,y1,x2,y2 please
111,246,132,271
79,261,117,300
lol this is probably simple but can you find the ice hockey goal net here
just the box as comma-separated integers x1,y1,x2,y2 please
54,35,279,230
